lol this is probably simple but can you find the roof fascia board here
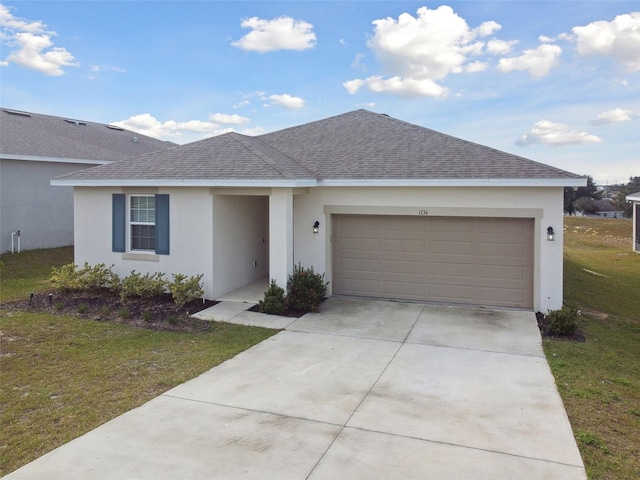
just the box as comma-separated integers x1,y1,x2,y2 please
51,177,587,188
316,178,588,187
1,154,110,165
50,178,318,188
626,194,640,202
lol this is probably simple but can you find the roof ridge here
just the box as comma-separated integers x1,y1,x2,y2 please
229,132,317,179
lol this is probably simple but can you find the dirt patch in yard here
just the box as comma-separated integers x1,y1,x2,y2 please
1,291,217,333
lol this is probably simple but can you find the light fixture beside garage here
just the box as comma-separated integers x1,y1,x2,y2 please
547,226,555,241
313,221,320,234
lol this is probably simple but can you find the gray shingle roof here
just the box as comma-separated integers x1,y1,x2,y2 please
261,110,578,179
59,132,316,181
0,108,175,162
54,109,583,184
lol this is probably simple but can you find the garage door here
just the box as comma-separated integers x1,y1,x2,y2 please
332,215,533,308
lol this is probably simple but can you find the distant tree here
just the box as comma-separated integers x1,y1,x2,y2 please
614,176,640,218
573,197,598,215
564,175,602,214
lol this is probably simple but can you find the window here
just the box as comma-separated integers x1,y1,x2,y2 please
112,194,169,255
130,195,156,251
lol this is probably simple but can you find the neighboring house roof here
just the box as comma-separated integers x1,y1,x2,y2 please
53,110,586,187
0,108,175,164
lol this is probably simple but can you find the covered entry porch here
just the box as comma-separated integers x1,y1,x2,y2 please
211,188,303,301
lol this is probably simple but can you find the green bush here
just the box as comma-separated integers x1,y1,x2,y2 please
50,263,81,292
51,263,119,292
169,273,204,307
120,271,167,301
77,263,120,292
286,264,328,313
258,280,287,315
547,306,579,336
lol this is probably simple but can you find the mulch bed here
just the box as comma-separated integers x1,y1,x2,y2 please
246,303,307,318
2,291,217,333
536,311,586,342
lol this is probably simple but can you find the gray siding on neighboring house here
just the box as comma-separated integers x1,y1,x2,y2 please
0,108,175,253
0,159,96,252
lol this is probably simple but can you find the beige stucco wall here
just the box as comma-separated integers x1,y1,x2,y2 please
74,184,565,311
74,187,215,298
212,194,269,298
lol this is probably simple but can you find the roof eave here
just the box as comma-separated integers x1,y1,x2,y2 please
1,153,111,165
50,178,318,188
316,178,587,187
51,177,586,188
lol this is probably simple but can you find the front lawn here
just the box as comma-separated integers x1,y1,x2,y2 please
544,217,640,479
0,249,277,476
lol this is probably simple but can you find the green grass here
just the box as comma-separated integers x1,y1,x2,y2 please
0,249,277,476
544,217,640,479
0,246,74,303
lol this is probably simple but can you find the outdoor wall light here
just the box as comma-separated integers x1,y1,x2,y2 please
547,226,555,241
313,221,320,234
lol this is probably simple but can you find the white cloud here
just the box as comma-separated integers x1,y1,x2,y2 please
0,5,77,76
112,113,230,141
232,100,250,109
232,16,316,52
239,126,266,136
516,120,602,146
343,78,365,94
269,94,305,109
486,38,517,55
87,64,125,79
497,43,561,77
344,6,506,98
209,113,250,124
465,61,488,73
592,108,636,125
572,12,640,72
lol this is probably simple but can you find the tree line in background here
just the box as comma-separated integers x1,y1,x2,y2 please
564,176,640,218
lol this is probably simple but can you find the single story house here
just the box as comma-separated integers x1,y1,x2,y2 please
0,108,174,253
53,110,586,311
627,192,640,252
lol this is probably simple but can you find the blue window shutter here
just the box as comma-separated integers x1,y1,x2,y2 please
155,194,170,255
112,194,126,252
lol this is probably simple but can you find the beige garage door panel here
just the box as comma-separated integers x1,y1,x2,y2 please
333,215,533,308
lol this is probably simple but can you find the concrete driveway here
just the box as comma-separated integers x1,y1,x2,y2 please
5,298,586,479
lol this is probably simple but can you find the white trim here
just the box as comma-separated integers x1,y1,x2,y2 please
626,194,640,202
51,177,586,188
316,178,587,187
51,178,318,187
1,154,110,165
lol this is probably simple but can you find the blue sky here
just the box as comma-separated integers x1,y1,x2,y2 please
1,1,638,185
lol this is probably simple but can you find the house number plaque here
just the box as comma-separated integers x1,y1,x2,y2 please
418,209,428,216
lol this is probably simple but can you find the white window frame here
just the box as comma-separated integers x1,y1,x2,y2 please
128,195,156,252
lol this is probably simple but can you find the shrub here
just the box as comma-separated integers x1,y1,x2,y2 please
77,303,89,314
77,263,120,292
118,308,130,319
286,264,328,313
51,263,119,292
120,271,167,301
50,263,81,292
258,280,287,315
547,306,579,336
168,273,204,307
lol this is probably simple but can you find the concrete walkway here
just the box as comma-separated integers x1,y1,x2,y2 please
5,298,586,479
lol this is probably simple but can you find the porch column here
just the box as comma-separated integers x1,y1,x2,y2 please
269,188,294,289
